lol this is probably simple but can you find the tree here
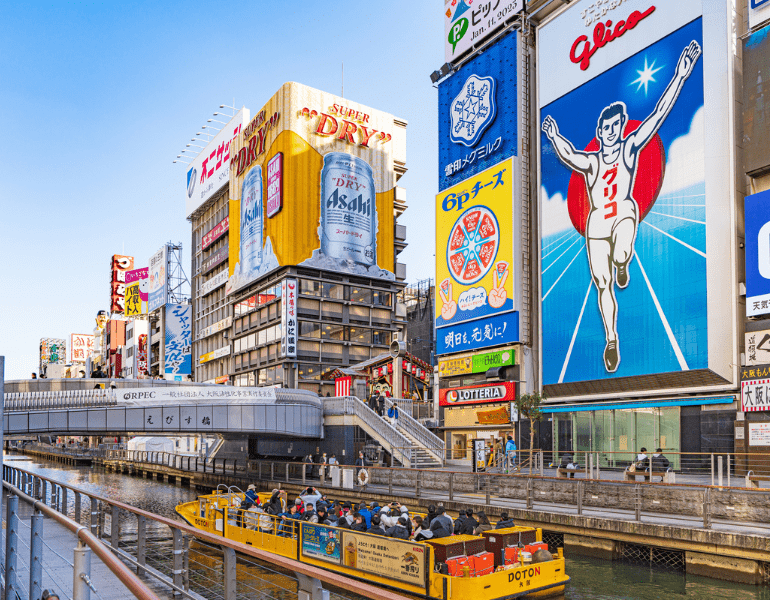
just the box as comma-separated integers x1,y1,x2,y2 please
514,391,547,474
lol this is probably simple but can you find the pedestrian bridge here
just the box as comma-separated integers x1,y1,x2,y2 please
3,380,322,438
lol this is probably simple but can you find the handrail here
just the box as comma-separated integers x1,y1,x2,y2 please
2,479,159,600
382,397,444,461
342,397,414,466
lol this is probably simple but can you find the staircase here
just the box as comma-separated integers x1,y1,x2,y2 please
323,397,444,469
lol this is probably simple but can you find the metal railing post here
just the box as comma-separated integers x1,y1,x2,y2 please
271,462,274,481
711,453,715,486
223,546,237,600
635,484,642,522
703,488,712,528
173,528,184,596
416,471,422,498
718,456,723,488
111,504,120,549
286,463,290,482
5,494,19,600
388,469,393,495
62,486,68,517
73,541,91,600
727,455,731,487
576,481,583,515
596,453,601,479
137,514,146,575
449,472,454,501
183,535,190,592
526,477,533,509
485,475,491,505
75,492,81,524
539,451,544,477
90,497,98,537
29,509,43,600
42,480,48,505
589,454,594,479
302,462,306,485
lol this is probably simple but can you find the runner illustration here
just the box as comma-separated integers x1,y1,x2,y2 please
542,41,701,373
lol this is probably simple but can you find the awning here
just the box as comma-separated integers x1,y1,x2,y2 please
541,396,736,413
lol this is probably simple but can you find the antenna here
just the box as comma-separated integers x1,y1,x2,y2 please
341,62,344,98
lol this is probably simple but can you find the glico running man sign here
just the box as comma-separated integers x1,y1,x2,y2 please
538,0,736,394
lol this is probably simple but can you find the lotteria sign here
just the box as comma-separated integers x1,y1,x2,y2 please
439,381,516,406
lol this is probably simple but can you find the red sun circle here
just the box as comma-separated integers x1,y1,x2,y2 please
566,120,666,236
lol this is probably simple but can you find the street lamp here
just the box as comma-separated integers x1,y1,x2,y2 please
202,125,220,131
208,119,227,125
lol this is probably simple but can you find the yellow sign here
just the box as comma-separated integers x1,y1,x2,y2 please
226,82,405,295
341,531,426,587
124,282,144,316
477,405,511,425
435,158,515,327
438,353,473,377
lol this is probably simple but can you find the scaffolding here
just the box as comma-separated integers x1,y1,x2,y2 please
398,278,435,366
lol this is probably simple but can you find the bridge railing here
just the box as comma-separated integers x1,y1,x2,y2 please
2,464,413,600
4,389,116,411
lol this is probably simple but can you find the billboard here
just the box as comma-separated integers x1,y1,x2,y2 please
438,345,516,377
70,334,94,363
746,190,770,316
436,159,516,339
110,255,134,314
438,28,518,192
539,0,735,391
148,246,167,312
444,0,523,64
201,216,229,251
741,363,770,412
40,338,66,374
164,303,192,379
439,381,516,407
225,82,405,295
750,0,770,30
281,278,297,358
186,109,248,218
746,330,770,366
125,267,148,316
743,24,770,174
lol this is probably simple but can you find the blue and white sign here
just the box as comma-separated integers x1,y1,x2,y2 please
750,0,770,30
746,190,770,316
438,28,517,192
450,75,497,147
165,303,192,377
436,311,519,355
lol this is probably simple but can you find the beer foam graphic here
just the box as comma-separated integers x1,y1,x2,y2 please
226,237,281,295
300,248,395,280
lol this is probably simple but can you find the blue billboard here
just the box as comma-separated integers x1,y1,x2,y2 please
746,190,770,317
438,28,517,192
436,311,519,355
540,18,708,384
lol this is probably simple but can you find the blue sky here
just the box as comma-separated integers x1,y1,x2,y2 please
0,1,442,380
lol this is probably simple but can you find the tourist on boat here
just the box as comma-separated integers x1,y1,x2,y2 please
302,503,319,523
424,504,438,527
474,512,492,535
386,516,411,539
267,490,284,515
299,487,322,508
370,501,381,515
412,515,432,540
429,506,453,538
245,484,258,504
245,502,263,531
316,506,333,525
379,505,398,529
651,449,670,471
336,510,353,529
358,502,372,528
279,504,301,536
455,508,478,535
293,497,305,515
366,514,385,535
351,513,368,532
399,506,413,535
495,512,515,529
259,506,274,532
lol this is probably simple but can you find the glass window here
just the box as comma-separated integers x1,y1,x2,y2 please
372,330,391,345
349,328,371,344
275,363,283,384
349,345,370,362
259,346,268,362
248,371,256,386
300,321,321,338
322,302,343,320
268,343,278,362
249,350,258,367
269,302,279,320
247,333,256,350
274,284,282,299
321,342,343,360
260,307,269,322
234,338,241,353
250,312,259,328
235,354,242,370
323,283,347,300
258,369,267,384
322,324,346,341
298,298,320,317
298,340,320,359
371,308,390,323
301,279,321,296
349,305,370,324
266,367,275,384
373,291,392,307
258,329,267,345
299,363,322,380
235,318,242,335
350,287,371,304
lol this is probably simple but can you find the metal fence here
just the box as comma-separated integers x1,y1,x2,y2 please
2,465,413,600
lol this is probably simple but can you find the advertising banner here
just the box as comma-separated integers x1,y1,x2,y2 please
439,346,517,377
197,316,232,340
742,377,770,412
39,338,66,373
148,246,167,312
186,109,247,219
438,28,518,192
70,334,94,363
750,0,770,30
199,346,231,365
745,190,770,316
226,83,404,295
539,0,734,389
110,255,134,314
439,381,516,407
743,25,770,174
125,282,146,316
301,523,341,564
201,216,229,251
746,330,770,366
444,0,523,64
117,386,277,403
201,270,228,296
341,532,426,587
164,304,192,378
281,278,297,358
436,311,518,355
436,159,516,336
137,334,148,376
201,246,228,274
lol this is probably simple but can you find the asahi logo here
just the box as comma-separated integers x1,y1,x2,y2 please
326,188,371,217
243,201,260,226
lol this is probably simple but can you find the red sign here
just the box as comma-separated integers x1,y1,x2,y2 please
110,255,134,313
439,381,516,407
70,334,94,363
266,153,283,218
202,216,229,250
570,6,656,71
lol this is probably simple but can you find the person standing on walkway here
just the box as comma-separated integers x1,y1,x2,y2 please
505,435,517,473
377,393,385,417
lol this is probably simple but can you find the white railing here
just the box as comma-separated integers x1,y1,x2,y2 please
4,389,117,411
383,397,444,463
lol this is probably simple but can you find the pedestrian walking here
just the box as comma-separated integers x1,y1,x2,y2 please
377,393,385,416
505,435,517,473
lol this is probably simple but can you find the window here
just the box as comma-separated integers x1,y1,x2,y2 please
300,321,321,338
349,305,370,325
249,350,259,367
298,340,320,359
299,363,322,380
321,342,343,360
371,308,390,323
269,301,279,320
235,354,242,370
322,302,343,320
301,279,321,296
298,298,320,317
234,338,241,353
349,345,369,362
323,283,347,300
269,343,278,362
250,312,259,328
258,369,267,384
321,324,346,341
350,287,371,304
258,329,267,345
373,291,392,307
373,330,391,345
349,328,371,344
248,333,256,350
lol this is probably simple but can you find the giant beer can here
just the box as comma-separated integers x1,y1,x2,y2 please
240,165,263,273
320,152,377,266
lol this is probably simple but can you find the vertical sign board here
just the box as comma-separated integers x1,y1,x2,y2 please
750,0,770,30
444,0,524,64
745,330,770,366
538,0,734,389
40,338,66,374
164,304,192,379
266,152,283,217
110,255,134,314
281,278,297,358
70,334,94,363
148,246,168,312
745,190,770,316
186,109,247,219
125,267,148,316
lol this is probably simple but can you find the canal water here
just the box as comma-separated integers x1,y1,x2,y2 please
9,453,770,600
